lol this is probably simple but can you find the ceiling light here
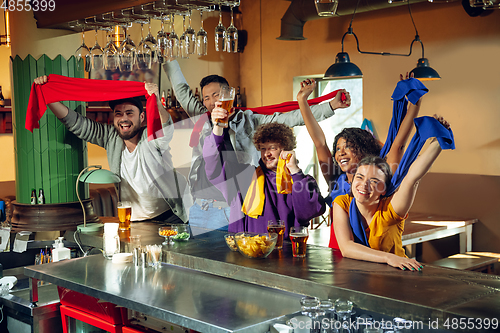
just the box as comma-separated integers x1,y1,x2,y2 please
324,0,440,80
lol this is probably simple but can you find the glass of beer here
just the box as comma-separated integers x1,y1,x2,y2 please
267,220,285,250
289,226,309,258
216,86,236,128
117,201,132,230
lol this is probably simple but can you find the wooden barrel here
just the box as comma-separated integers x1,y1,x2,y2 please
11,199,99,232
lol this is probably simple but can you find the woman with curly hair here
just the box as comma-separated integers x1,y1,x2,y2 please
203,109,325,236
297,75,426,249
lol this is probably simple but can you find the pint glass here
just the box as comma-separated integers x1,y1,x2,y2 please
216,86,235,127
267,220,285,250
117,201,132,230
289,226,309,258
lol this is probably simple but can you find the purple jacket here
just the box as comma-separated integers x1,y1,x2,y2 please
203,132,326,237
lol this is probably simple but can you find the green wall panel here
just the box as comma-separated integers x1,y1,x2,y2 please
12,55,87,204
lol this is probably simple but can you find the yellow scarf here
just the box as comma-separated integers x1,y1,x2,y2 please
241,155,293,218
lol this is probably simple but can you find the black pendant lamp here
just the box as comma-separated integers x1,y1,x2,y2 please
324,29,363,78
410,57,441,81
324,0,440,81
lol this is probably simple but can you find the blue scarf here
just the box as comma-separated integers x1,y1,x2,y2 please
325,78,429,207
349,116,455,246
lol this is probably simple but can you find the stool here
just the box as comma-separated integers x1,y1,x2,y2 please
432,252,499,274
60,305,123,333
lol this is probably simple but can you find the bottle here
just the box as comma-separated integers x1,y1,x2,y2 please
103,223,120,259
30,189,37,205
166,89,173,108
0,86,5,107
235,86,242,108
194,87,201,103
161,91,166,108
52,237,71,262
38,188,45,204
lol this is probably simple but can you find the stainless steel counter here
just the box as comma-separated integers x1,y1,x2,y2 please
23,223,500,332
24,254,304,333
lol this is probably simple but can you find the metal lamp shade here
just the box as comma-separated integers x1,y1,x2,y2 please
324,52,363,78
410,58,441,81
79,168,121,184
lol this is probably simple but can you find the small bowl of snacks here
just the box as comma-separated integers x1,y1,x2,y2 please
172,224,190,241
159,226,178,245
234,232,277,259
224,234,239,252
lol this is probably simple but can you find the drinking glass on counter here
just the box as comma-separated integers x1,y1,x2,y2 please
117,201,132,230
267,220,285,250
215,86,235,127
289,226,309,258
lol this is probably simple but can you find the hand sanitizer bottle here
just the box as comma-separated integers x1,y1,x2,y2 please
52,237,71,262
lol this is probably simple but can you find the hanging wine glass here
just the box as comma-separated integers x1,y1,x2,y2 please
74,29,91,72
119,25,136,72
196,9,208,56
225,5,238,53
168,13,180,58
103,29,119,71
144,18,158,65
137,22,153,70
185,10,196,55
157,14,169,62
90,28,104,70
179,13,189,59
214,5,226,52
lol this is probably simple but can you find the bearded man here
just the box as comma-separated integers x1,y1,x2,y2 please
33,76,190,224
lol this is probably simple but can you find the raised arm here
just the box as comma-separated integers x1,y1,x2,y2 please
145,82,171,125
297,79,350,183
385,73,422,173
163,59,206,118
333,202,421,270
391,115,450,217
34,75,69,118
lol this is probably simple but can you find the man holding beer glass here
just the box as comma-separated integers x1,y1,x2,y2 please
163,59,350,233
203,115,326,239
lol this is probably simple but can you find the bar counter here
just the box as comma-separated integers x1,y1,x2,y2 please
25,223,500,332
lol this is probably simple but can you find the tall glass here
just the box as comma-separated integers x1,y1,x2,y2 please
215,86,235,128
289,226,309,258
117,201,132,230
267,220,285,250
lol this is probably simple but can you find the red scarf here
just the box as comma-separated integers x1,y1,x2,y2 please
26,74,162,140
189,89,346,147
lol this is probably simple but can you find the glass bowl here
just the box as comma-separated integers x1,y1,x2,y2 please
224,234,239,251
234,232,277,259
172,224,190,241
158,225,178,245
